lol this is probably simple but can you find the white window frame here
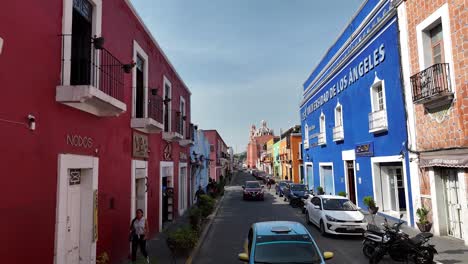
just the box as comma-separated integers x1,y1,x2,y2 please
304,124,310,149
320,112,326,133
334,102,343,127
178,163,188,216
180,96,186,137
163,76,172,131
132,40,149,118
319,162,335,195
416,3,456,94
369,75,386,113
61,0,103,86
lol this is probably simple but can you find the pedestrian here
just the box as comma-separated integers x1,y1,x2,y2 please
130,209,149,264
195,185,205,205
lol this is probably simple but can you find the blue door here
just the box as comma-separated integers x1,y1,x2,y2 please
306,165,313,190
321,166,334,195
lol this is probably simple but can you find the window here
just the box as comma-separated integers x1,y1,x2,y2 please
210,145,214,152
371,81,385,112
180,97,186,136
312,197,321,208
135,56,145,118
334,104,343,127
430,24,444,64
303,124,309,149
320,113,325,133
163,77,172,132
70,0,93,86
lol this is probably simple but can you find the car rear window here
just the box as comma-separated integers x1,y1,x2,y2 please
246,182,260,188
254,236,322,263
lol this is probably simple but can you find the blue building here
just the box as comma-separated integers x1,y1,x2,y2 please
190,127,211,202
299,0,414,225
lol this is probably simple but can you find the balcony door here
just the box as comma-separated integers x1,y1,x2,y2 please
163,82,171,132
71,0,93,86
135,56,145,118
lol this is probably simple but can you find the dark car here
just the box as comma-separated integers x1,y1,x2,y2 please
242,181,264,201
283,183,310,202
275,180,292,197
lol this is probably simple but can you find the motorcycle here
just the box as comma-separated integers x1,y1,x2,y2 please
368,214,437,264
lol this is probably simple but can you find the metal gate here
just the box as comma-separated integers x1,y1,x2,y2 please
443,169,463,239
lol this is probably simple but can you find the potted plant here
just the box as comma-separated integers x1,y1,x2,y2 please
189,207,202,231
416,206,432,232
338,191,346,197
317,186,325,195
363,196,378,214
166,226,198,256
122,61,136,73
92,36,105,50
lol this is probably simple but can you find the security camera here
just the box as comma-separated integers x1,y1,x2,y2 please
27,114,36,130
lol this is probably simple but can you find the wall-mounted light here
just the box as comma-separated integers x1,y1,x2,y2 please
27,114,36,131
306,154,310,161
163,96,171,104
151,88,158,96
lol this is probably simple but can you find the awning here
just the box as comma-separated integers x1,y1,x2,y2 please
419,149,468,168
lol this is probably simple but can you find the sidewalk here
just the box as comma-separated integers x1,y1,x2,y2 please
365,213,468,264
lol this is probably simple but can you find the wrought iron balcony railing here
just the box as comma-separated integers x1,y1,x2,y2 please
59,34,125,102
410,63,452,104
368,109,388,133
147,94,163,124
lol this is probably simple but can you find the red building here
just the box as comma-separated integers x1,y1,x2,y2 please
203,130,230,181
0,0,194,263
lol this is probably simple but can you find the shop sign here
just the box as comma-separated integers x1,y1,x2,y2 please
180,152,188,161
355,142,374,157
67,134,93,148
133,133,148,158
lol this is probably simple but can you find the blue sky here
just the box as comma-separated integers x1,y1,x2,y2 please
131,0,363,153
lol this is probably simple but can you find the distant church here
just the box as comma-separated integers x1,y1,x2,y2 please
246,120,275,168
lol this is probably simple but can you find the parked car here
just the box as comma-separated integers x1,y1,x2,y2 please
283,183,310,202
275,180,292,197
305,195,367,236
237,221,334,263
302,194,315,214
242,181,264,201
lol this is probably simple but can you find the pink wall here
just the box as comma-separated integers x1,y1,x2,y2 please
0,1,190,263
203,130,228,181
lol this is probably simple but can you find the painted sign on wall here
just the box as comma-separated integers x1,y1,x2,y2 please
355,142,374,157
133,132,148,158
67,134,93,148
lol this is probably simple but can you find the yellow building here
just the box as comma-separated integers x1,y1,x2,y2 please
279,126,303,183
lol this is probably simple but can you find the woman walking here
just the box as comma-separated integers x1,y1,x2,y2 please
130,209,150,263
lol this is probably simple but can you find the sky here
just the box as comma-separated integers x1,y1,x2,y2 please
131,0,363,153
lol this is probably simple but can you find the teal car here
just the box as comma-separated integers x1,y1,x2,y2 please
238,221,334,263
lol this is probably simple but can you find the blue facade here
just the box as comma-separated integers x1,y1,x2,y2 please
191,129,211,192
300,0,414,225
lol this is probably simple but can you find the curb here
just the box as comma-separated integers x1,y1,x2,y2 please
185,188,227,264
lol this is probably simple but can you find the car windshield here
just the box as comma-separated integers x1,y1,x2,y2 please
246,182,260,188
291,185,307,191
279,182,289,187
254,241,322,264
322,198,358,211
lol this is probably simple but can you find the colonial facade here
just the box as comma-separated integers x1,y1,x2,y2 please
190,127,211,202
279,126,303,183
203,130,230,181
246,121,275,168
397,0,468,244
0,0,194,263
300,0,415,225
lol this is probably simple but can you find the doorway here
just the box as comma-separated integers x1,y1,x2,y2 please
442,169,463,239
320,164,334,195
379,164,406,213
55,154,98,264
179,164,188,216
306,163,313,190
131,160,148,221
160,162,174,230
70,0,93,86
289,167,293,182
299,164,304,184
345,161,356,204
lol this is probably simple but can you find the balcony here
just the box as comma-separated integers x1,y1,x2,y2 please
317,132,326,146
180,123,194,147
131,94,164,133
332,125,344,142
163,110,184,142
368,109,388,133
410,63,453,109
56,35,127,116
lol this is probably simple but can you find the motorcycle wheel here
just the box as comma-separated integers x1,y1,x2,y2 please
414,247,434,264
369,247,385,264
362,242,375,258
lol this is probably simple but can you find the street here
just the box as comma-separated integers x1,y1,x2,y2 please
194,171,368,264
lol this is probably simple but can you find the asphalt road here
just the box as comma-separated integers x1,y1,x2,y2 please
193,171,368,264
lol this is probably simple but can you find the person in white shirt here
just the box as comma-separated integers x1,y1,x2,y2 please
130,209,149,263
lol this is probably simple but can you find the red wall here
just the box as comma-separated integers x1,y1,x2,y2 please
0,1,191,263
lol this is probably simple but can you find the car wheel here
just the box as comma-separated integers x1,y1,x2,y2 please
320,220,327,236
305,212,312,225
284,197,287,202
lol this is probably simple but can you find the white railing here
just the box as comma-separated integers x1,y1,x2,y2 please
317,132,326,145
332,125,344,141
368,109,388,133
